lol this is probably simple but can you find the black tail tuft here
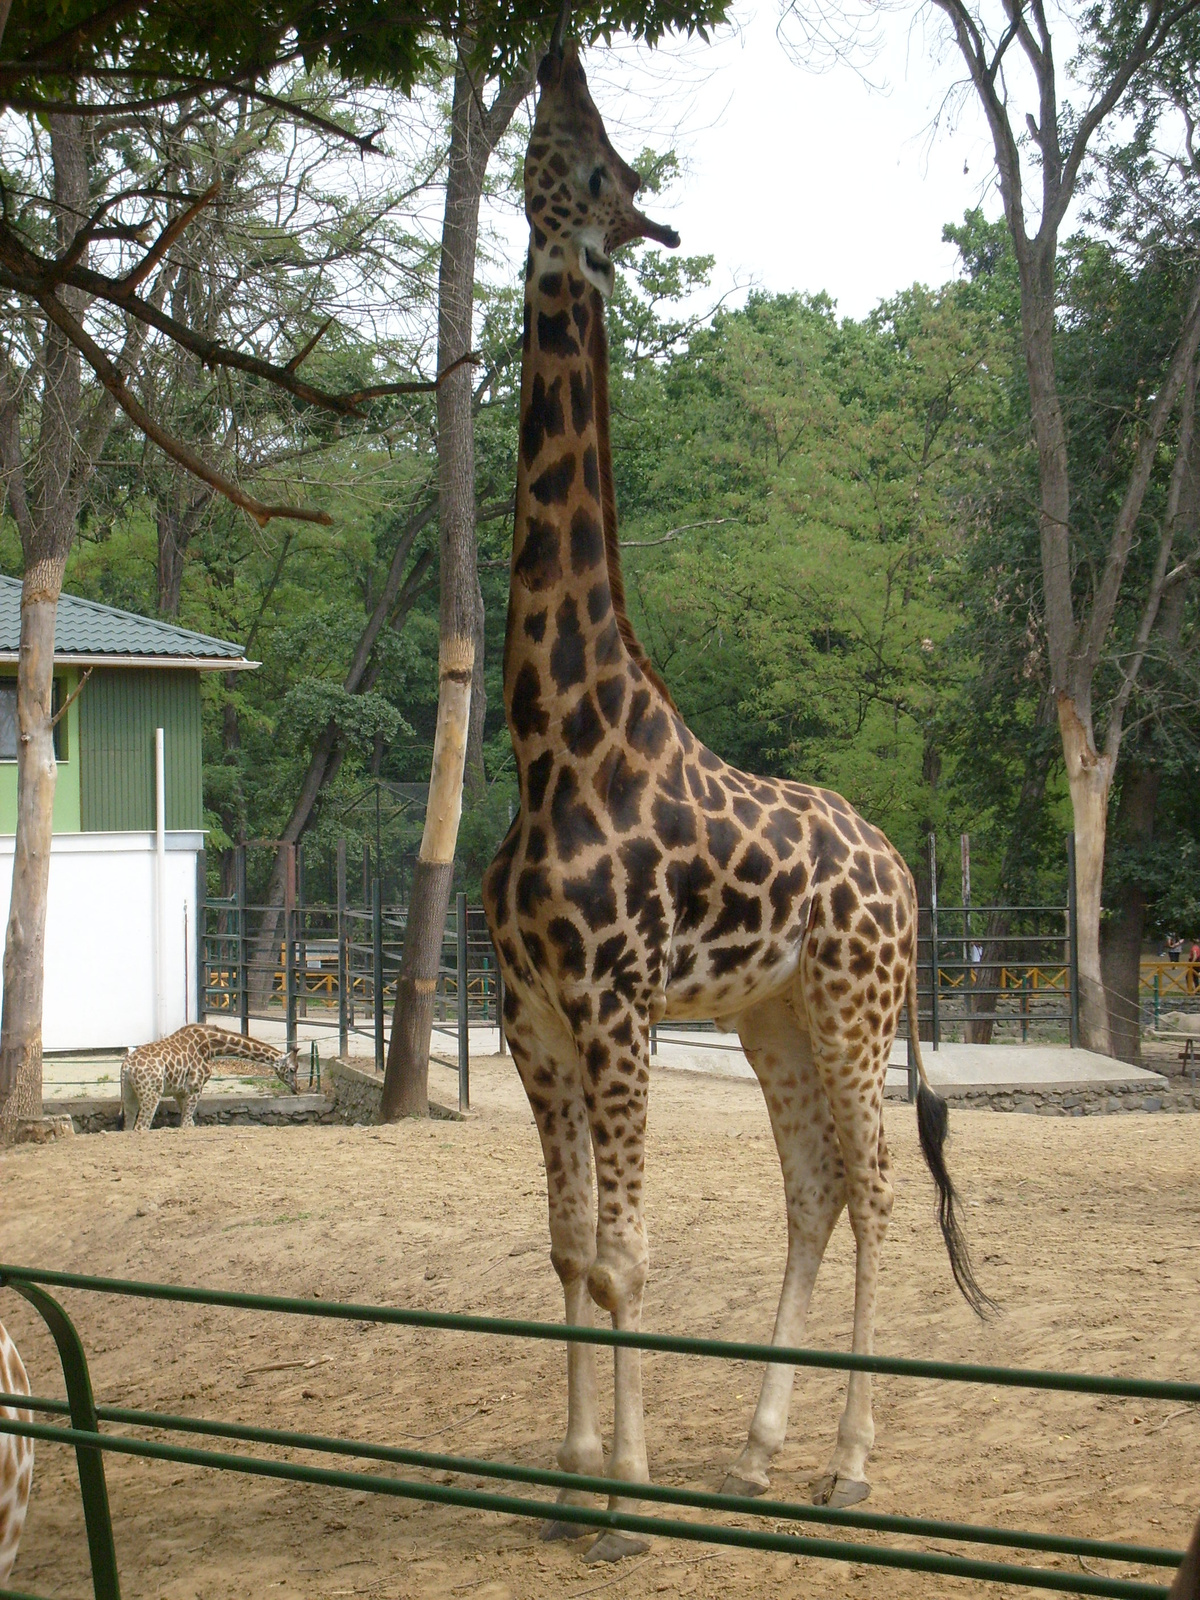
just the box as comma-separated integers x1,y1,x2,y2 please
116,1110,124,1131
916,1082,996,1318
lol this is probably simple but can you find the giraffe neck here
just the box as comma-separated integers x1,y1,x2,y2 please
198,1026,282,1065
505,251,669,810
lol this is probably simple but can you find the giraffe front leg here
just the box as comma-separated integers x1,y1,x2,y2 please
133,1090,160,1132
505,1004,605,1542
724,998,846,1498
177,1091,202,1129
576,1005,652,1565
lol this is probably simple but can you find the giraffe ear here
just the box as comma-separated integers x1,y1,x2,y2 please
577,231,614,298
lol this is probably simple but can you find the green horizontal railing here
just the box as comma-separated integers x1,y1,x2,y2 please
1,1263,1192,1600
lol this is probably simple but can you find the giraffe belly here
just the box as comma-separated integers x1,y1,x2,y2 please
661,930,804,1024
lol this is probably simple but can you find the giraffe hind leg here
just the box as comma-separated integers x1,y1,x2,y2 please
723,995,846,1497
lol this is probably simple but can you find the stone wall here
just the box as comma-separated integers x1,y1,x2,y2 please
884,1079,1200,1115
325,1058,464,1124
62,1093,335,1133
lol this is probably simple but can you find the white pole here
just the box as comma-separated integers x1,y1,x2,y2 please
155,727,166,1037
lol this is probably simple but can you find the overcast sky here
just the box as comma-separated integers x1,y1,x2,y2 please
485,2,1011,321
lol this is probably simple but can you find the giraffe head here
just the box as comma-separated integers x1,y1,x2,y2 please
525,41,679,299
275,1048,299,1094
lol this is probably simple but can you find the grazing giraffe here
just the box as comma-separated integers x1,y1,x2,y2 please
481,41,987,1563
0,1320,32,1587
121,1024,299,1131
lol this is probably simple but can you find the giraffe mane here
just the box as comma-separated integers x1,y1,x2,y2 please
589,295,678,713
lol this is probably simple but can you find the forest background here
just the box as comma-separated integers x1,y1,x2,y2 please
0,17,1197,1072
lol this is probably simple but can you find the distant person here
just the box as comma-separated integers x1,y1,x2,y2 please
1188,938,1200,995
1166,932,1183,963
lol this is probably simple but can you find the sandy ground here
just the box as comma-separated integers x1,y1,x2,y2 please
1,1055,1198,1600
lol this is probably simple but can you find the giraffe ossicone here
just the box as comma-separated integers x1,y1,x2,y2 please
482,38,990,1563
120,1024,299,1132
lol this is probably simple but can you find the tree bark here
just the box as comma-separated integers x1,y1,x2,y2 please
381,47,532,1120
464,570,487,803
1100,763,1160,1064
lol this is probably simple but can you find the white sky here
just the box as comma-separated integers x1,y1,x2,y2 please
484,2,1009,320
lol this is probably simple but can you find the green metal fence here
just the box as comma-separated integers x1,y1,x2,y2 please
1,1264,1194,1600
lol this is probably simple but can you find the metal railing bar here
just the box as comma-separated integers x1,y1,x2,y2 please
0,1417,1169,1600
0,1394,1182,1569
4,1267,1198,1402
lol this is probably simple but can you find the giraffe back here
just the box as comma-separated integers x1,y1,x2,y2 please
0,1320,32,1585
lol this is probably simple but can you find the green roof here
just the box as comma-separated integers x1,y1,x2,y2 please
0,576,248,665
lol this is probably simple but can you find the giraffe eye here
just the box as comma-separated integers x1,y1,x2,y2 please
588,166,605,198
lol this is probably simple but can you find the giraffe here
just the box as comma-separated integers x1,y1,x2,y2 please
120,1024,299,1131
0,1320,32,1587
481,41,988,1563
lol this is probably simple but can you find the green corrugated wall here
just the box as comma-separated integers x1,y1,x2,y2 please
79,668,203,831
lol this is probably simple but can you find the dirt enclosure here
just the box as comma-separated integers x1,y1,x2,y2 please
2,1056,1198,1600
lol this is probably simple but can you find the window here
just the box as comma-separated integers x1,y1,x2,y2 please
0,680,66,761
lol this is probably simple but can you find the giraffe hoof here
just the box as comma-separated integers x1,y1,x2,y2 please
583,1532,651,1563
721,1472,770,1498
810,1473,870,1508
540,1517,589,1542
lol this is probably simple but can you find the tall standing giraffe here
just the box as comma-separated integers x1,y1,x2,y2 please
482,41,988,1563
0,1320,33,1586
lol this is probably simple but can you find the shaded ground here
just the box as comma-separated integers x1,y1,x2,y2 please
2,1055,1198,1600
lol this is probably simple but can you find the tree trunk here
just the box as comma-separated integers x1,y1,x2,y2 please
1057,693,1113,1055
1100,763,1160,1064
0,561,64,1129
382,49,531,1120
464,570,487,803
157,505,186,617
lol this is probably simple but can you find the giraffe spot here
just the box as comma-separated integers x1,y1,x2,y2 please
549,151,569,176
611,1014,634,1046
529,193,546,214
586,582,612,624
511,663,548,740
875,901,896,936
598,991,622,1024
657,750,687,801
523,299,531,349
848,851,877,897
711,941,761,976
673,717,695,753
517,865,551,916
827,799,864,845
764,807,802,858
530,452,577,506
537,308,578,358
532,225,547,251
855,911,879,940
568,274,585,298
666,854,714,932
697,746,722,771
550,598,587,691
572,301,590,343
685,763,704,801
669,943,696,980
548,916,587,979
731,795,761,828
817,938,842,970
593,932,637,996
521,372,565,466
699,777,727,814
705,815,740,869
652,795,696,850
734,842,772,885
537,270,564,297
551,766,605,861
620,837,662,921
570,506,604,573
761,945,783,967
570,366,594,432
875,855,897,895
514,518,562,591
826,976,850,997
585,1038,609,1082
626,690,670,759
523,609,547,642
830,880,859,931
810,816,852,883
848,939,874,979
712,885,762,938
596,674,625,726
483,834,516,928
561,692,603,757
595,616,622,666
582,443,600,500
524,930,547,969
564,856,618,931
594,748,648,832
526,750,553,812
879,941,895,965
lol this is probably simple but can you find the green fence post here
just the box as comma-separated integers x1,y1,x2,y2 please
1153,971,1160,1030
236,845,249,1037
284,843,297,1055
1,1275,121,1600
457,892,469,1114
928,833,940,1052
1067,832,1080,1049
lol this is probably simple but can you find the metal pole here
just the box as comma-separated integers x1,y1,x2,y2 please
1066,832,1080,1050
195,849,206,1026
961,831,971,984
1154,970,1160,1030
337,839,348,1058
154,726,166,1037
498,968,507,1055
296,842,307,1020
236,844,249,1036
284,843,297,1055
928,833,940,1051
373,872,384,1075
457,892,470,1113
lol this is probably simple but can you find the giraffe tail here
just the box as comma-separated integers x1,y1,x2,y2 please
906,963,996,1319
